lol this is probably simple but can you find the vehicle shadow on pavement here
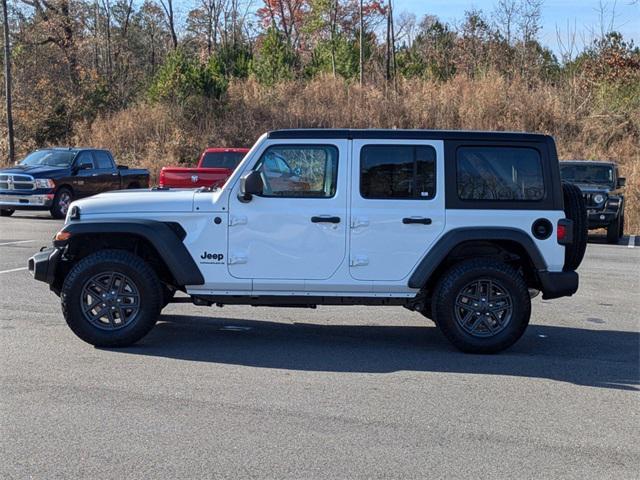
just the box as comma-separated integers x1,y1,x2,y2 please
115,315,640,392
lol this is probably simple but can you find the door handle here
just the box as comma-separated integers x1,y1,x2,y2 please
111,173,118,176
311,216,341,224
402,217,432,225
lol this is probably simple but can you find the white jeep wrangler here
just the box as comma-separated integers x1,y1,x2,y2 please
29,129,587,353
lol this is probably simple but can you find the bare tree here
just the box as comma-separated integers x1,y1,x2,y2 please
2,0,14,162
159,0,178,49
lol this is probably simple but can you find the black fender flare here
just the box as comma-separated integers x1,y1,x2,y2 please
408,227,548,289
58,220,205,286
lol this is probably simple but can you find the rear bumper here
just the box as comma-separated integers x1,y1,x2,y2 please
28,247,61,286
538,270,579,300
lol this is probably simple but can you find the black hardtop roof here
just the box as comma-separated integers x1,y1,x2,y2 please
36,147,110,153
267,128,552,142
560,159,617,166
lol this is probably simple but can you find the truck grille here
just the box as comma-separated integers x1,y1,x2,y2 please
0,174,36,191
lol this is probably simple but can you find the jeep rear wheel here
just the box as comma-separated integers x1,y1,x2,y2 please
432,259,531,354
61,250,162,347
562,182,588,270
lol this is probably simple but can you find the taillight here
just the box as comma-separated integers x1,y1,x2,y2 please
159,169,165,188
557,219,573,245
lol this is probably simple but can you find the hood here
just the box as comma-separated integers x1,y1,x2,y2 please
573,183,612,194
72,189,197,215
0,164,70,177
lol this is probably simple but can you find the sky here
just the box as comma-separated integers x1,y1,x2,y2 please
393,0,639,56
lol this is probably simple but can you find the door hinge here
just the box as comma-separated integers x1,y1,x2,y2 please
229,215,247,226
350,217,369,229
228,253,248,265
350,255,369,267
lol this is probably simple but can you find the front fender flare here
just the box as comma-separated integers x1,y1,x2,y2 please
59,220,204,286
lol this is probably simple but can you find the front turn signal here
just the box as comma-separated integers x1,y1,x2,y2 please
54,231,72,242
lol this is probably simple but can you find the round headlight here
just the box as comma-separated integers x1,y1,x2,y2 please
593,193,605,204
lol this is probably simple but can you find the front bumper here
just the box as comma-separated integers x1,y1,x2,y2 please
0,192,54,209
538,270,579,300
587,210,617,229
28,247,61,286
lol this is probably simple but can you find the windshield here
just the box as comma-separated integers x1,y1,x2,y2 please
201,151,246,169
560,164,614,187
20,150,76,167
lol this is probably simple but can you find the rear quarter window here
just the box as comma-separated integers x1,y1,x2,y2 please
456,146,544,201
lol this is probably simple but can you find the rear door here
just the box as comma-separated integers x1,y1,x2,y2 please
93,150,120,191
349,139,446,281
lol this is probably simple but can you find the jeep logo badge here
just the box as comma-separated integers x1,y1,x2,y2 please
200,251,224,264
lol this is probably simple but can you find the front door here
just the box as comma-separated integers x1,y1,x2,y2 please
349,139,446,281
228,141,348,281
71,151,101,198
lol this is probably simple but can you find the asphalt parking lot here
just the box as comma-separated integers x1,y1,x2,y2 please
1,211,639,479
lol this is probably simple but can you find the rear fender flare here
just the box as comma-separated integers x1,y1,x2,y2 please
408,227,547,289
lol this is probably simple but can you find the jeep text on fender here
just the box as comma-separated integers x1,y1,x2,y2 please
28,129,586,353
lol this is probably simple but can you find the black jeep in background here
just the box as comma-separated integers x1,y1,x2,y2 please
560,160,626,244
0,148,149,219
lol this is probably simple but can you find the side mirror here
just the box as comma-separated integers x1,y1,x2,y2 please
617,177,626,188
238,170,264,203
73,163,92,174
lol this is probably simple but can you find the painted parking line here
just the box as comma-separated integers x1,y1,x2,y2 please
0,267,28,274
629,235,636,249
0,240,34,247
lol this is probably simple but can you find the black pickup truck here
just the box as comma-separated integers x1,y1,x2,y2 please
0,148,149,219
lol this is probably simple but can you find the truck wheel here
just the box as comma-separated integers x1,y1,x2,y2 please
619,213,625,238
607,215,621,244
562,182,588,271
61,250,162,347
431,259,531,354
0,209,14,217
50,188,73,219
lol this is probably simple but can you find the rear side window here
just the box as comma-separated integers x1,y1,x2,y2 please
360,145,436,199
94,151,114,169
201,151,246,169
457,146,544,201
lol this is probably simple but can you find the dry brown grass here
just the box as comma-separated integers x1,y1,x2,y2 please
67,74,637,233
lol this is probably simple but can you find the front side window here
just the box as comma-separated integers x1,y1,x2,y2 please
254,145,338,198
457,146,544,201
360,145,436,199
75,152,94,169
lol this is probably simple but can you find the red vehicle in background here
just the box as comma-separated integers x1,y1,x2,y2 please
159,147,249,188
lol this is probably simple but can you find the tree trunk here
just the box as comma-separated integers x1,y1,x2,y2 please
359,0,363,86
1,0,14,163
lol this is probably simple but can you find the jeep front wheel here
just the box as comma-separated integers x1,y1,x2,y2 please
432,259,531,354
61,250,162,347
607,215,621,244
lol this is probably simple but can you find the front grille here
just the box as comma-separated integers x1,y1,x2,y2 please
582,192,605,208
0,174,35,191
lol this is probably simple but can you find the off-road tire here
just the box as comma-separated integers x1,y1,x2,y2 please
61,249,162,347
50,187,73,219
562,182,588,271
607,215,621,244
0,209,15,217
431,259,531,354
619,212,625,238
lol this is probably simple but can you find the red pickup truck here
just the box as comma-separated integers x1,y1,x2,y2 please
159,147,249,188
